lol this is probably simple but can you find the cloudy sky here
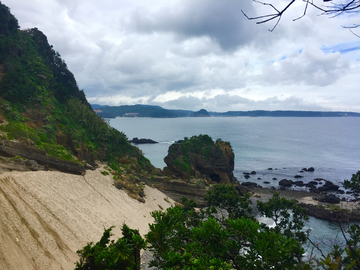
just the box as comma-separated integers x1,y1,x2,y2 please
4,0,360,112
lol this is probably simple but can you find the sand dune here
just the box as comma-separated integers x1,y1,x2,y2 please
0,167,174,270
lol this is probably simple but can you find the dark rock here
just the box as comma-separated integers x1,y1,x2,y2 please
257,177,262,180
309,187,321,194
130,137,158,144
294,175,304,179
263,181,270,184
25,160,45,171
307,167,315,172
114,181,123,189
268,168,273,170
337,190,345,194
315,194,340,204
163,135,236,184
318,186,329,192
0,140,85,175
314,178,325,181
308,181,318,186
244,174,250,179
138,197,145,203
272,177,277,180
250,171,256,175
299,170,304,173
323,181,340,191
241,182,259,188
298,203,360,222
294,181,304,186
279,179,293,187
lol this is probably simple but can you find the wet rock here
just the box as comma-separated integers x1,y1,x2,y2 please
308,181,318,186
323,181,340,191
294,181,304,186
315,194,340,204
250,171,256,175
279,179,293,187
263,181,270,184
130,137,158,144
241,182,259,188
272,177,277,180
257,177,262,180
267,168,273,170
294,175,304,179
309,187,321,194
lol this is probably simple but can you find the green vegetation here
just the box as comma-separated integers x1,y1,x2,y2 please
78,185,360,269
0,3,153,173
170,134,218,173
75,225,146,270
343,171,360,193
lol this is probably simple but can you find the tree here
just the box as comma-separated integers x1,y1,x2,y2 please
257,192,309,244
75,225,146,270
145,186,312,269
343,171,360,193
242,0,360,34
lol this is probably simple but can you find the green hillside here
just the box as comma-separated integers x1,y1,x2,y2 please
0,2,152,172
93,104,192,118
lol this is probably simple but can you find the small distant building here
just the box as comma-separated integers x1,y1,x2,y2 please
93,109,102,114
123,113,139,117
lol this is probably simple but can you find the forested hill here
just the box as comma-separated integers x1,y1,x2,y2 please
93,104,192,118
92,103,360,118
210,110,360,117
0,2,152,172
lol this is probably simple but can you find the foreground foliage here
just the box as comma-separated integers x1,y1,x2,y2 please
75,225,146,270
76,183,360,269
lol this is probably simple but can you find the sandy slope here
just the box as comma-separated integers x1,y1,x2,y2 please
0,167,174,270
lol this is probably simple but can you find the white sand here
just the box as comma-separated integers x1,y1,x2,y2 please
0,167,174,270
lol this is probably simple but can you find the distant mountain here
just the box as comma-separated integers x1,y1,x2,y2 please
209,110,360,117
189,109,210,117
91,104,193,118
91,104,360,118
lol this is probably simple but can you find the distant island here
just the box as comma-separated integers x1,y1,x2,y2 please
91,104,360,118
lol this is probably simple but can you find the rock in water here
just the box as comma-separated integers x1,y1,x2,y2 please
163,135,236,184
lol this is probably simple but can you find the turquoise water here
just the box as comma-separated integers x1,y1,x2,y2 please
109,117,360,256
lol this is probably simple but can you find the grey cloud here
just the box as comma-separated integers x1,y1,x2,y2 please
126,0,256,51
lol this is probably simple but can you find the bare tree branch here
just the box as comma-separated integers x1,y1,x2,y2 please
242,0,360,33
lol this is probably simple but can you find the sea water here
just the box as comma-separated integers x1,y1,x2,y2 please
109,117,360,256
109,117,360,186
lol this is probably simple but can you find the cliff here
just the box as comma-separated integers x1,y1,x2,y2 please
0,3,153,173
163,135,237,184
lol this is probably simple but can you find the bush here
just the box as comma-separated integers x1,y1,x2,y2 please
75,225,146,270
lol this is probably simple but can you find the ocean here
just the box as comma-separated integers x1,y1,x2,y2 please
110,116,360,256
109,117,360,189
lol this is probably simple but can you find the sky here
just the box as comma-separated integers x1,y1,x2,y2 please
3,0,360,112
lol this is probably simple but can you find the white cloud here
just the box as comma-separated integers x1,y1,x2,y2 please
3,0,360,112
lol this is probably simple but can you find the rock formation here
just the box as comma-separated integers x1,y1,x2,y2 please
163,135,236,184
